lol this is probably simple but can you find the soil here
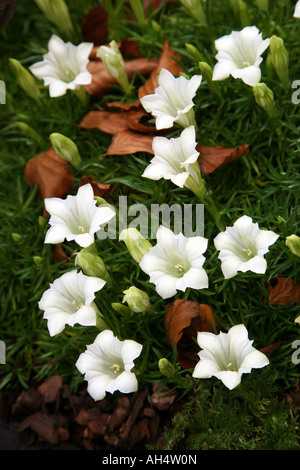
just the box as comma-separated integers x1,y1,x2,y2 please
0,375,183,450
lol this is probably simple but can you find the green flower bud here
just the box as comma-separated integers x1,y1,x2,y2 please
9,58,42,103
185,43,205,62
33,256,43,265
97,41,131,94
198,61,220,95
180,0,207,26
122,286,152,313
158,358,175,378
285,234,300,258
119,228,152,263
111,302,132,317
16,122,47,147
11,233,22,242
128,0,145,24
269,35,289,88
253,83,277,118
34,0,76,42
50,133,81,167
75,245,110,281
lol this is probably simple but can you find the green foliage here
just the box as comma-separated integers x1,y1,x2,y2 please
161,369,300,450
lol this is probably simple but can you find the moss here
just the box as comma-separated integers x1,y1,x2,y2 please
161,369,299,450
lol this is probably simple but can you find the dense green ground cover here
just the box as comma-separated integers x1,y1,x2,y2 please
0,0,299,449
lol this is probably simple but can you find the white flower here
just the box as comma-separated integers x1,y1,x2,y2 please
76,329,143,401
214,215,279,279
44,183,115,248
38,270,106,336
294,1,300,17
29,34,93,97
192,324,270,390
139,225,208,299
140,68,202,130
142,126,205,198
212,26,270,86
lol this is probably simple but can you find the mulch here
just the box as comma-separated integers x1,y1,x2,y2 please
0,375,182,450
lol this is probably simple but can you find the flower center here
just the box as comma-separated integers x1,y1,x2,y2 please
72,299,84,311
111,363,121,374
79,226,86,233
243,61,251,67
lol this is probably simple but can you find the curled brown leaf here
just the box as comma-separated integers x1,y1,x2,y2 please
164,299,221,369
267,276,300,305
197,143,249,175
138,40,183,99
100,131,154,157
79,174,114,198
24,147,74,216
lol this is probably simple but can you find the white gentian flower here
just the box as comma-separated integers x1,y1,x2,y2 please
192,324,270,390
29,34,93,97
139,225,208,299
38,270,106,336
142,126,205,199
76,329,143,401
294,1,300,17
44,183,115,248
212,26,270,86
140,68,202,130
214,215,279,279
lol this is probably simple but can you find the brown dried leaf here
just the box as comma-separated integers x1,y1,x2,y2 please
267,276,300,305
79,174,114,198
100,131,154,157
78,107,150,134
138,40,183,99
85,57,159,97
197,143,250,175
165,299,221,369
24,147,74,216
81,5,108,46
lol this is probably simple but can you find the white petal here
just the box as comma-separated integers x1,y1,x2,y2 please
231,65,261,86
192,358,220,378
67,305,97,327
239,350,269,373
218,371,242,390
212,60,235,81
176,267,208,291
106,371,138,394
243,255,267,274
294,1,300,17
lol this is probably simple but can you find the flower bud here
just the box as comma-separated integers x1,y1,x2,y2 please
34,0,76,42
180,0,207,26
253,83,277,118
119,228,152,263
16,122,47,147
11,233,22,242
33,256,43,265
158,358,175,378
97,40,131,94
111,302,132,317
128,0,145,23
50,132,81,167
269,35,289,88
185,43,205,62
75,245,110,281
9,58,42,103
285,234,300,258
122,286,152,313
199,61,220,95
